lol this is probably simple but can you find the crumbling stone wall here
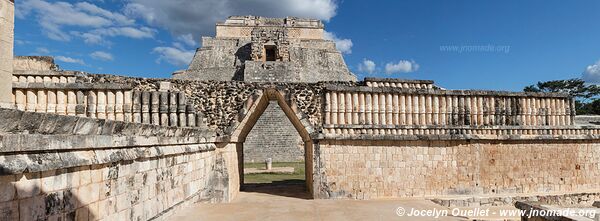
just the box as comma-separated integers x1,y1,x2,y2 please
0,109,232,220
13,56,59,71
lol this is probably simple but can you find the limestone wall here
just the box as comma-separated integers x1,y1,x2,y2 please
0,0,14,107
0,108,231,220
313,139,600,200
216,143,240,201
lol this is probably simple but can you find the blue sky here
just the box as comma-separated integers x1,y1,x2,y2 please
13,0,600,91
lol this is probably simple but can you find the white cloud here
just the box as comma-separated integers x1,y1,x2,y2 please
15,39,31,45
78,32,105,45
323,31,353,54
55,56,85,65
124,0,338,41
33,47,50,55
16,0,153,43
152,47,195,67
91,27,157,39
75,2,135,26
358,59,376,74
384,60,419,74
177,34,197,47
583,60,600,83
90,51,114,61
17,0,116,41
73,26,157,45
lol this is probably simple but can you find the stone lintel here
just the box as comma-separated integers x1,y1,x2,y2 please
316,133,600,141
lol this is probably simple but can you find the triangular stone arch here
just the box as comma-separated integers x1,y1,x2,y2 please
228,88,315,143
223,88,316,196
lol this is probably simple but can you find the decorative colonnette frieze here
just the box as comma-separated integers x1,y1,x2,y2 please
322,84,587,136
10,71,205,128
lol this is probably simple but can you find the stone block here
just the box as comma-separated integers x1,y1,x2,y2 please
0,200,19,221
73,118,101,135
87,201,99,220
75,207,89,221
130,202,145,221
117,208,131,221
41,169,68,193
158,81,171,92
59,152,96,170
0,175,15,202
115,193,130,212
78,183,100,206
36,114,79,134
65,169,80,189
24,152,62,173
44,191,66,216
79,169,91,186
64,188,79,211
90,165,105,183
14,173,40,199
97,197,116,219
17,111,47,133
19,195,45,221
0,108,23,132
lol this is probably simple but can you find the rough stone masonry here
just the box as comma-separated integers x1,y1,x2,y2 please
176,16,357,163
1,13,600,221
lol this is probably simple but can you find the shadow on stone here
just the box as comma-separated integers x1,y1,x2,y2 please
241,180,311,200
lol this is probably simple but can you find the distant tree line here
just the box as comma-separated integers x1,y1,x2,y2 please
524,78,600,115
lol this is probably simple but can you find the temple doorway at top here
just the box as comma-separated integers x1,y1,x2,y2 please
264,45,277,61
230,89,314,199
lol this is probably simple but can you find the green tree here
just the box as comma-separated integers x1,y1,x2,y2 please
577,99,600,115
523,78,600,115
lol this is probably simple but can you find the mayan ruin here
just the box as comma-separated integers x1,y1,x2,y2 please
1,0,600,220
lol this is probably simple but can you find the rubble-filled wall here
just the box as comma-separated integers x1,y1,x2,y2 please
67,73,329,135
0,0,14,107
0,108,233,220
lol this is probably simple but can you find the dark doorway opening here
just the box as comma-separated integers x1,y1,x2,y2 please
265,45,277,61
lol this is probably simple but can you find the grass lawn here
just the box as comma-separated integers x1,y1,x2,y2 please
243,161,305,184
